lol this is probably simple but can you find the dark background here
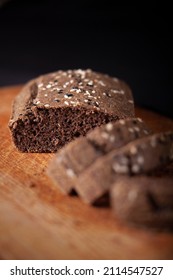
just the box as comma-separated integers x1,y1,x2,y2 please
0,0,172,117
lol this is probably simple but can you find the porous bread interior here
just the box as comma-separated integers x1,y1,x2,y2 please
12,106,118,152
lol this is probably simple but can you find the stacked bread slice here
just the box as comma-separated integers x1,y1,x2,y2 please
47,118,173,230
47,118,151,195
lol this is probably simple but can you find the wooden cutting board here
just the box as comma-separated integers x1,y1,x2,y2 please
0,85,173,260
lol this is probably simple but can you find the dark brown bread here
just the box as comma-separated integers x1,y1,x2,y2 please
111,165,173,230
8,69,134,152
47,118,151,194
75,131,173,204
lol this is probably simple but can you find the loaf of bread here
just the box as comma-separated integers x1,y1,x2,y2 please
8,69,134,152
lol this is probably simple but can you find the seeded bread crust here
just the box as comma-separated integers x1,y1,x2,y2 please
75,131,173,204
47,118,151,194
9,69,134,152
111,166,173,230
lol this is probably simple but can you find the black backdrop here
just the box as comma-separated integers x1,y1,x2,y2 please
0,0,172,117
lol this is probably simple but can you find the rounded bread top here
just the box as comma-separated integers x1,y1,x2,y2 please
33,69,134,117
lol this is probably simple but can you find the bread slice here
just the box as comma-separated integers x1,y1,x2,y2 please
111,165,173,230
